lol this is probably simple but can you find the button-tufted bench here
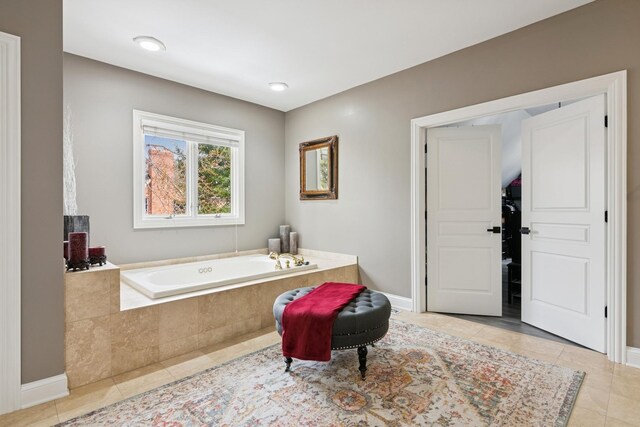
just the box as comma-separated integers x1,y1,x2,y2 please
273,286,391,379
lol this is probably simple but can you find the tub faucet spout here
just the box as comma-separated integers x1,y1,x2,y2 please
276,253,305,267
269,251,304,269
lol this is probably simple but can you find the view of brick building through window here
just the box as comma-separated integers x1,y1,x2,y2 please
145,145,186,215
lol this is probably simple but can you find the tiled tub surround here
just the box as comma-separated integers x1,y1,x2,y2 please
64,249,358,389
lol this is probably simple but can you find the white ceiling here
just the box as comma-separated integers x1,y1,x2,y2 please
63,0,592,112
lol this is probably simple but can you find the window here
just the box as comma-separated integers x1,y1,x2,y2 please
133,110,245,228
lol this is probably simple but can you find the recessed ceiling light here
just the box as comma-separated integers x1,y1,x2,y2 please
269,82,289,92
133,36,166,52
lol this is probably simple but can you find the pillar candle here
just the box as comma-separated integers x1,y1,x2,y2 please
268,238,281,254
63,241,69,260
89,246,105,257
68,232,88,263
289,232,298,255
280,225,291,253
89,246,107,266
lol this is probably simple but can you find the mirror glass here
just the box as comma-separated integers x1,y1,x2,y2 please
304,146,329,191
299,135,338,200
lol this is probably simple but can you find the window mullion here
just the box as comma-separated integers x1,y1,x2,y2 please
190,141,198,219
231,147,237,217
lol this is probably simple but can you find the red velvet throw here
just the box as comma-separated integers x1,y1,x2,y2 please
282,282,366,362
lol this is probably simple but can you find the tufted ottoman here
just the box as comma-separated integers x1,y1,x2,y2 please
273,286,391,379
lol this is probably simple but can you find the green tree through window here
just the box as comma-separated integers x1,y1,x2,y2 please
198,144,231,214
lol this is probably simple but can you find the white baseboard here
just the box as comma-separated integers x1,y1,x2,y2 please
380,292,412,311
21,373,69,409
627,347,640,369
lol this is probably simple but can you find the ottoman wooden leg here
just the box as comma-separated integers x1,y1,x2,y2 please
284,357,293,372
357,346,368,380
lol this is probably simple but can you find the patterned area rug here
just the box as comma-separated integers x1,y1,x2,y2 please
59,320,583,426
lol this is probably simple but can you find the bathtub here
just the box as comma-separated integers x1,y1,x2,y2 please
121,254,318,299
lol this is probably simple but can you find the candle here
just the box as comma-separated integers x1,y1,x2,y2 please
268,238,281,254
89,246,107,266
89,246,105,257
63,241,69,260
68,232,89,270
280,225,291,253
69,232,88,260
289,232,298,255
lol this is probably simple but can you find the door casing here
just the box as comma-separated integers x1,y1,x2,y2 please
0,31,22,414
410,71,627,363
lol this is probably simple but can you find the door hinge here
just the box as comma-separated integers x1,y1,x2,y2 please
605,306,608,318
605,210,608,223
605,115,608,128
424,143,427,154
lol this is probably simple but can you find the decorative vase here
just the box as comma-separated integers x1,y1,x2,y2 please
289,232,298,255
64,215,90,243
268,238,281,254
280,225,291,253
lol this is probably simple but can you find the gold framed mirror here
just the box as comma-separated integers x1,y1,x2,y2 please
299,135,338,200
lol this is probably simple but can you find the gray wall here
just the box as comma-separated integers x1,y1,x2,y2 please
3,0,639,387
284,0,640,346
64,54,285,264
0,0,65,383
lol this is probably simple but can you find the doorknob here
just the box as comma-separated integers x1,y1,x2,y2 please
486,226,501,234
520,227,531,235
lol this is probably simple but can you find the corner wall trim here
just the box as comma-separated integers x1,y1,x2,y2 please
380,292,413,311
627,347,640,369
20,374,69,409
0,31,22,415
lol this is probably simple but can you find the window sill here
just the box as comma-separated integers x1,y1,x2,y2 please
133,215,245,229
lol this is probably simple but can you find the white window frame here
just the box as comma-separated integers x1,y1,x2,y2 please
133,110,245,229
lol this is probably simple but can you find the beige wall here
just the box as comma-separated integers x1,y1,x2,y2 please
0,0,65,383
64,54,286,264
284,0,640,346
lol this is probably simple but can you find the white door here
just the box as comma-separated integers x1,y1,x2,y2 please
521,95,606,352
427,126,502,316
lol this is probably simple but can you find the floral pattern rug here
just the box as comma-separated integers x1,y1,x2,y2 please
59,320,583,426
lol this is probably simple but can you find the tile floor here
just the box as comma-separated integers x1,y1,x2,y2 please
1,311,638,426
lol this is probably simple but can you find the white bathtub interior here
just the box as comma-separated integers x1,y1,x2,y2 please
121,253,318,299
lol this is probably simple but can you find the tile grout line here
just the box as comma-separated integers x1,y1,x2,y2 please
55,378,122,424
52,398,61,425
603,370,615,422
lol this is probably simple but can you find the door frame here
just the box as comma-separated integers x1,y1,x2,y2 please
410,71,627,363
0,31,22,414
